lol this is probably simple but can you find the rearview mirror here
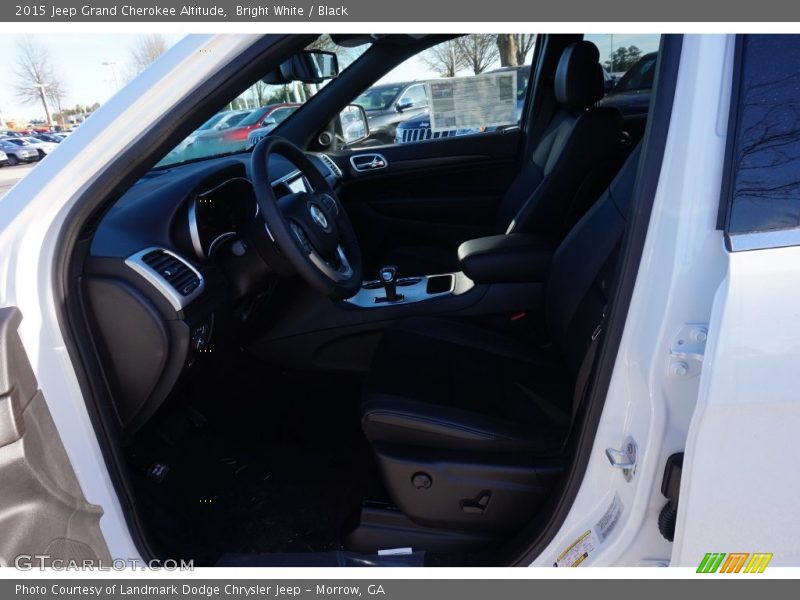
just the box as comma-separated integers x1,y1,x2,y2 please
262,50,339,84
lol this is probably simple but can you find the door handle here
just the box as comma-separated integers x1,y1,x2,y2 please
350,153,388,172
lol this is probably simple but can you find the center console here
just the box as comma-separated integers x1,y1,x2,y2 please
249,234,555,372
345,272,471,308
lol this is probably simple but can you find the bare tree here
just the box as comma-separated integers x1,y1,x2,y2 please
514,34,536,65
46,78,68,127
420,39,465,78
129,34,168,75
496,34,519,67
495,34,536,67
13,37,64,125
251,80,270,106
455,35,499,75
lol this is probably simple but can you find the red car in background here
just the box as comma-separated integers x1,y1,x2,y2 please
189,102,300,155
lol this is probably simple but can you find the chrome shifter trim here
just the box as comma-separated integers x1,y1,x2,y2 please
344,274,456,307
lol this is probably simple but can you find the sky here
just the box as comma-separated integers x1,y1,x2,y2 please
0,33,181,123
382,34,660,84
0,33,661,124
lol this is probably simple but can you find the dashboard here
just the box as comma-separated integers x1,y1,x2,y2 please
90,152,337,263
83,151,342,436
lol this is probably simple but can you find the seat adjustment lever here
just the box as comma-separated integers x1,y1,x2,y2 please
461,490,491,514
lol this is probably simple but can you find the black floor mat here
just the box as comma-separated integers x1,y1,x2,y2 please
127,351,385,566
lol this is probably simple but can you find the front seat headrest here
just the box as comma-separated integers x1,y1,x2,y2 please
554,41,605,110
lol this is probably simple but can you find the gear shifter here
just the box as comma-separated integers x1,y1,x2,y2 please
377,265,402,303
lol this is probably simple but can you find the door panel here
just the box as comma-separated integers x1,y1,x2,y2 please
336,130,521,272
0,307,110,567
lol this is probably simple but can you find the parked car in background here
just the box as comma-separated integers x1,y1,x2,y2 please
34,133,65,144
0,150,8,167
598,52,657,140
353,81,429,144
190,103,300,156
245,104,301,149
159,109,253,163
0,138,39,165
3,136,57,159
396,66,530,144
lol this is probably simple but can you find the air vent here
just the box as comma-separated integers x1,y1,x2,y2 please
141,250,200,296
319,154,342,178
125,248,204,311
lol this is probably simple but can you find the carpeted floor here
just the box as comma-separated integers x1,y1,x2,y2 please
126,350,385,566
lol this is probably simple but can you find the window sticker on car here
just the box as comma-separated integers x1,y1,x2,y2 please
426,71,518,133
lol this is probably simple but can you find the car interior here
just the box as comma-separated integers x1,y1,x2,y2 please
67,33,663,566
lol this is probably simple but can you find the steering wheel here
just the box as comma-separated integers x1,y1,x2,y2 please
250,136,363,299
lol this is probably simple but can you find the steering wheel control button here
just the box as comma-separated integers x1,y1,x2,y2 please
411,472,432,490
289,221,313,254
318,193,339,216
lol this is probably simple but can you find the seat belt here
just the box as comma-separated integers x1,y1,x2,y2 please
562,305,607,450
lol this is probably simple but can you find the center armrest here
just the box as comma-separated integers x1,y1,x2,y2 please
457,234,554,284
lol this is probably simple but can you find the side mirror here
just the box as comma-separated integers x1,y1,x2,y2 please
262,50,339,84
262,117,278,126
339,104,369,145
396,97,414,112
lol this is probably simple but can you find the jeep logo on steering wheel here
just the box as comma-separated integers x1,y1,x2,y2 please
309,204,329,231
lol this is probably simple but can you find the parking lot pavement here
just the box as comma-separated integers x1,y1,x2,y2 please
0,162,37,199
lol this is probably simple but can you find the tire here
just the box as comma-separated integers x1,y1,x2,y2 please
7,154,19,166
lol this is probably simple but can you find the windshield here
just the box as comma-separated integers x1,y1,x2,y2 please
157,36,370,168
353,84,404,111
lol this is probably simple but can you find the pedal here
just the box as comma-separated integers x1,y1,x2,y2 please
187,407,208,428
147,463,170,483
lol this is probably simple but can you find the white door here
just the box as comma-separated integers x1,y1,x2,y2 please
672,34,800,569
0,307,110,568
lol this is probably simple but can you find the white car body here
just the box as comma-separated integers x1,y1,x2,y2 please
21,137,58,155
0,33,797,568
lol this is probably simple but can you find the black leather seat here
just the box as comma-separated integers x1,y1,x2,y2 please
360,146,641,536
386,41,623,275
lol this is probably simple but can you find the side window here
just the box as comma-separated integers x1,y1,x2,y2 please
616,55,657,92
584,34,661,96
351,35,536,146
266,107,295,125
722,34,800,250
403,84,428,108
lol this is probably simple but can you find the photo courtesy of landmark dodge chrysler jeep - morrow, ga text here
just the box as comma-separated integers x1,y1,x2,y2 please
0,33,798,568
